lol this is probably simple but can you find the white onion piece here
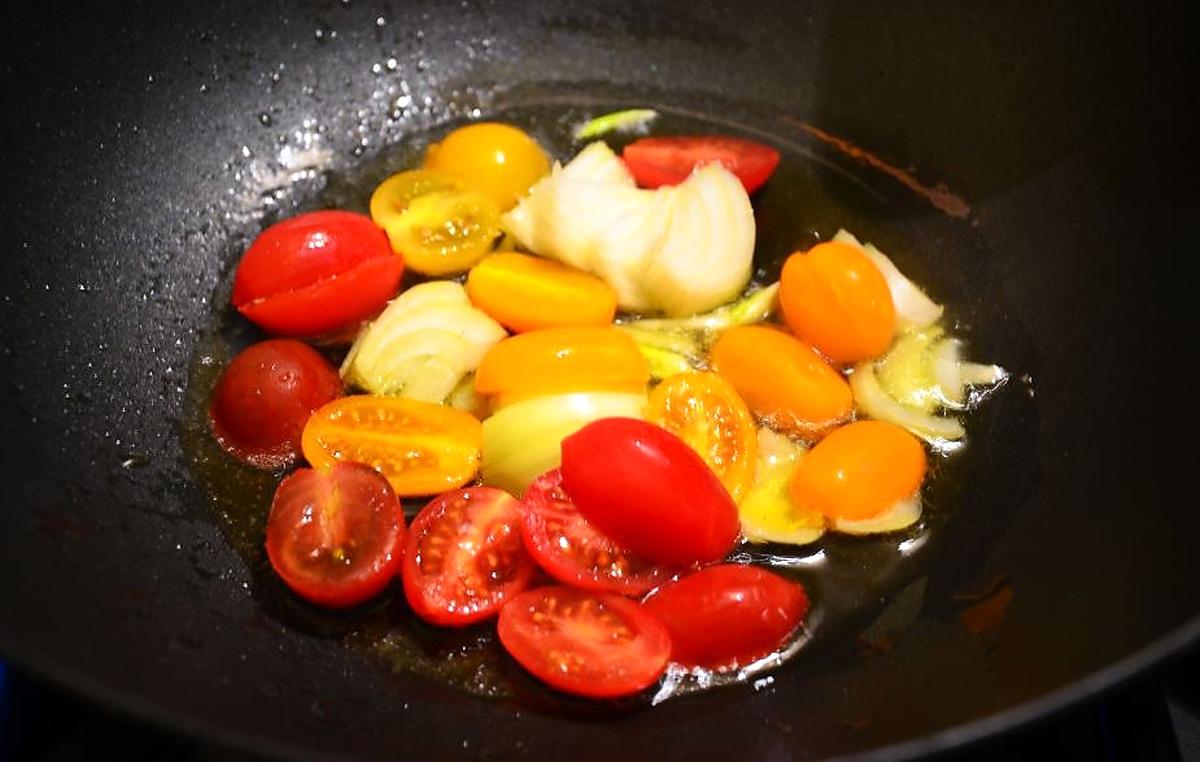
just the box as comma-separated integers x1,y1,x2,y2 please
850,362,966,446
833,229,944,328
960,362,1009,386
931,338,965,408
833,493,922,536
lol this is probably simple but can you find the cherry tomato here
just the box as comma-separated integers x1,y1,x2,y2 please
789,420,926,521
647,372,757,502
369,169,501,275
560,418,740,566
424,123,551,210
642,564,809,669
780,241,896,364
301,396,482,497
265,463,405,608
474,327,649,408
622,136,781,193
709,325,853,437
232,211,402,337
209,339,341,469
402,487,535,626
466,252,618,333
521,469,675,596
497,585,671,698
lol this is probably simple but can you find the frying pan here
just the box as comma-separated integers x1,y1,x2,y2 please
2,1,1198,759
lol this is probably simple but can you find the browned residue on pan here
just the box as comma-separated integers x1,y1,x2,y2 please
789,120,972,219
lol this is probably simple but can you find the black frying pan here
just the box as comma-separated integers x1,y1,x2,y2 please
2,1,1198,759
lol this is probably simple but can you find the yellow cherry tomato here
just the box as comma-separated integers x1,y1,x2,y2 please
789,420,926,522
424,123,551,210
474,327,650,407
709,325,853,437
466,252,618,333
780,241,896,364
369,169,501,275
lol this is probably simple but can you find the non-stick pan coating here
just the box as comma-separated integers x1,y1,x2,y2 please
1,2,1197,760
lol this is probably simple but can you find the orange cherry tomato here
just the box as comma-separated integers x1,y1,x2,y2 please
466,253,618,333
423,122,551,210
474,327,649,407
647,372,757,502
300,396,482,497
780,241,896,364
789,420,926,521
709,325,852,437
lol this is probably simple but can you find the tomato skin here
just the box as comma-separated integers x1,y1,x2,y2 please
402,487,535,627
622,136,781,193
642,564,809,669
780,242,896,364
466,252,618,333
560,418,740,566
520,469,675,596
265,463,405,608
209,339,342,469
497,586,671,698
232,211,402,337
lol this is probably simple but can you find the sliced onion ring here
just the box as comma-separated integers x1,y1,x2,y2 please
850,362,966,447
832,493,922,536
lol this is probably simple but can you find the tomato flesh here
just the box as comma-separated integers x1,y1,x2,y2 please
209,339,341,469
497,586,671,698
622,136,781,193
521,469,675,596
402,487,535,626
642,564,809,669
560,418,740,566
265,463,405,607
232,210,401,337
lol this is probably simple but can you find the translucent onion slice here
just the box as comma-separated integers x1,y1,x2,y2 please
832,493,922,536
739,428,825,546
833,229,943,328
480,391,647,496
931,337,965,407
850,362,966,446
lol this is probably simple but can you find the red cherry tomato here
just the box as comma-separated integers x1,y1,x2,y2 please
209,339,341,469
497,586,671,698
521,469,676,596
560,418,740,567
622,136,781,193
232,210,402,337
265,463,405,608
402,487,535,627
642,564,809,669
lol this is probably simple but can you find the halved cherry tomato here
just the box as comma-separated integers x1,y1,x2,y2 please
622,136,781,193
789,420,926,521
647,372,757,502
466,252,618,333
521,469,674,596
300,396,482,497
402,487,534,626
232,211,402,337
497,586,671,698
424,122,551,210
265,463,405,608
642,564,809,669
474,327,649,408
780,241,896,364
369,169,501,275
560,418,740,566
709,325,853,437
209,339,341,469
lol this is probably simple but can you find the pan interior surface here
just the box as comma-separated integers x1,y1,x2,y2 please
1,2,1197,760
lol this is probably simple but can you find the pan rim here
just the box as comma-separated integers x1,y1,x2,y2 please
3,613,1197,761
